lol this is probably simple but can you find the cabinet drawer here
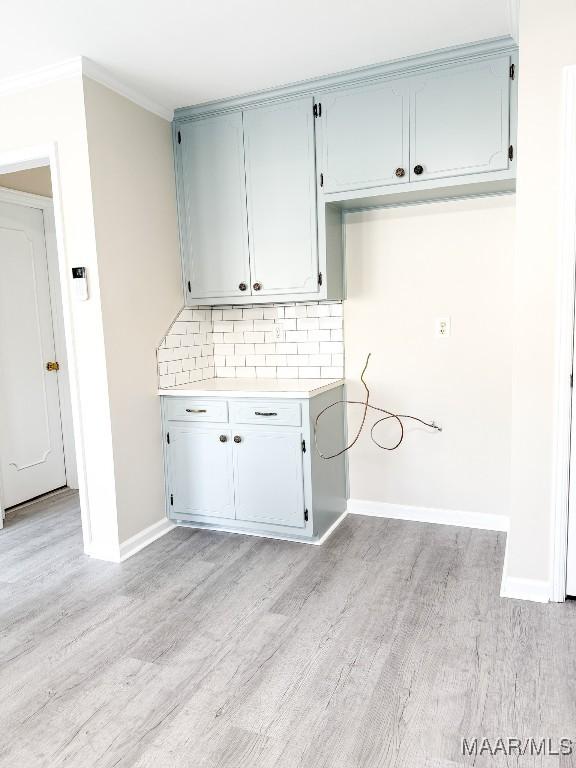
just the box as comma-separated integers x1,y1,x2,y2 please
230,400,301,427
164,398,228,423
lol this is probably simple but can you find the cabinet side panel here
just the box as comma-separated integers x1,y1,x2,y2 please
309,385,348,537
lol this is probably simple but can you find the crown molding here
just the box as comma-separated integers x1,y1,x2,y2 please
0,56,173,122
0,57,83,98
81,58,173,121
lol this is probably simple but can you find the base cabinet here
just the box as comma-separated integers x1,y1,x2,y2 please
161,389,347,543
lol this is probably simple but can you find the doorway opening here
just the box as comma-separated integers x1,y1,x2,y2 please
0,166,78,532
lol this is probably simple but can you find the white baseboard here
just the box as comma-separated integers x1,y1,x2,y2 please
348,498,509,532
118,517,176,561
500,576,550,603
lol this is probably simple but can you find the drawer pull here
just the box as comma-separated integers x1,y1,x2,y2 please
185,408,207,413
254,411,277,417
219,434,228,443
234,435,242,443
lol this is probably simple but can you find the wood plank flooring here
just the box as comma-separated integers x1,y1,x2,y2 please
1,490,576,767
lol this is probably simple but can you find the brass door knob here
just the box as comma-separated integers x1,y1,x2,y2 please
395,167,405,178
219,435,228,443
253,282,262,291
233,435,242,443
413,164,424,175
239,282,247,291
46,362,60,372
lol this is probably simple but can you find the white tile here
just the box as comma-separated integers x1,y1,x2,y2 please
308,354,331,366
164,335,181,348
284,306,297,318
201,345,213,356
266,354,287,366
235,343,255,355
321,366,344,379
276,342,298,354
197,358,210,369
330,304,344,316
298,367,320,378
185,322,200,334
192,310,209,321
297,341,320,354
256,366,276,377
189,369,204,382
234,320,254,332
287,355,309,366
254,343,277,354
308,330,332,342
214,343,235,355
212,332,224,343
167,359,183,374
170,322,188,335
200,321,213,334
286,330,308,342
281,318,297,331
213,321,233,333
222,308,243,320
246,354,266,366
214,355,226,367
159,373,176,388
297,317,320,331
157,348,184,363
265,330,285,343
275,306,285,319
211,309,222,321
331,329,343,342
312,303,332,317
216,367,236,377
235,366,257,378
223,332,245,343
178,309,194,321
253,320,276,331
319,317,342,330
175,371,190,385
227,355,246,367
263,307,278,320
320,341,344,354
243,332,265,344
243,307,264,320
158,362,168,375
332,353,344,367
276,367,295,378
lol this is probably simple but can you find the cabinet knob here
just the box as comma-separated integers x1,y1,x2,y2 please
219,434,228,443
233,435,242,443
413,164,424,176
253,282,262,291
395,167,405,178
239,282,247,291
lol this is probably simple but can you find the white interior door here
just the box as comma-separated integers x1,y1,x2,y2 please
0,200,66,509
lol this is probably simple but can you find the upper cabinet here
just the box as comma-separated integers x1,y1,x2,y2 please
244,97,319,297
409,56,511,182
176,113,250,300
174,40,517,305
317,80,410,194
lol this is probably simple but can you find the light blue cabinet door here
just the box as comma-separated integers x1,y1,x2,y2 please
177,113,251,300
167,423,234,519
243,97,319,296
410,56,511,181
317,80,410,193
233,427,306,528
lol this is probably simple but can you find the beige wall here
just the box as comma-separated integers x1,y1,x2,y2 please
82,78,182,543
504,0,576,584
0,77,120,557
345,196,515,517
0,166,52,197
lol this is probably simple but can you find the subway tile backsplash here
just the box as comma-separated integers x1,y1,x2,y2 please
157,302,344,388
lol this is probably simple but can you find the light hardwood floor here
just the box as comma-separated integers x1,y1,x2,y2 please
1,490,576,768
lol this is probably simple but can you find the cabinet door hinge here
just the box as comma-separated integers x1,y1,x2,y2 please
313,102,322,118
304,508,309,522
320,173,324,187
166,432,170,444
318,272,323,287
508,145,514,161
510,63,515,80
302,439,306,453
170,493,174,506
177,130,182,144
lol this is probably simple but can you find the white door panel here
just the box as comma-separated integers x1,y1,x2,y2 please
233,427,305,528
0,202,66,508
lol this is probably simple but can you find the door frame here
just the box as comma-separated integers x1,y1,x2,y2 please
551,65,576,602
0,184,78,508
0,143,90,548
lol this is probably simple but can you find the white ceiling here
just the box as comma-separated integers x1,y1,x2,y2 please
1,0,516,112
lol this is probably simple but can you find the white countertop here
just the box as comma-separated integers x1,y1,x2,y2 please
158,378,344,399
